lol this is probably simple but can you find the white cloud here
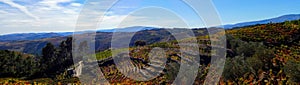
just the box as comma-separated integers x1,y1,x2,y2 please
0,0,39,20
39,0,72,9
0,0,80,34
0,10,8,14
98,15,146,29
70,3,82,7
0,0,197,35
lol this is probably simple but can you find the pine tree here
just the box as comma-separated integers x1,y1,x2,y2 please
40,43,57,78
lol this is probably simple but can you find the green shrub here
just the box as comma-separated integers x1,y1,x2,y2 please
223,55,251,81
283,60,300,82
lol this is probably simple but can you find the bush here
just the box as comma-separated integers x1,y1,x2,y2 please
283,60,300,82
236,42,263,57
223,55,251,82
245,56,264,76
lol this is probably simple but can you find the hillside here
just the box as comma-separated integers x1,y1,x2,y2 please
88,20,300,84
224,19,300,84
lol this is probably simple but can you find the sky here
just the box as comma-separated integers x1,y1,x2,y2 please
0,0,299,35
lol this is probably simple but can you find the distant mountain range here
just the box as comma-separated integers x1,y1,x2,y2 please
0,13,299,55
0,26,158,42
1,14,300,41
0,32,73,42
0,28,209,55
97,26,157,32
223,14,300,29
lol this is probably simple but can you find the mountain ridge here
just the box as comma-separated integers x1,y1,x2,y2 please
1,14,300,42
223,14,300,29
97,26,158,32
0,26,159,42
0,32,73,42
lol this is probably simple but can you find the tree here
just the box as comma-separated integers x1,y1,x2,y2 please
40,43,58,78
41,43,56,63
39,37,74,78
0,50,36,79
57,37,74,74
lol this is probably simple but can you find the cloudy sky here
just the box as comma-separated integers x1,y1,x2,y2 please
0,0,300,35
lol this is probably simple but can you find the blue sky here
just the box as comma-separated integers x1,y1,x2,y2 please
213,0,300,24
0,0,299,35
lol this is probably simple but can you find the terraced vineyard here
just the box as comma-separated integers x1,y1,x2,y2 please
78,31,227,84
84,20,300,84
